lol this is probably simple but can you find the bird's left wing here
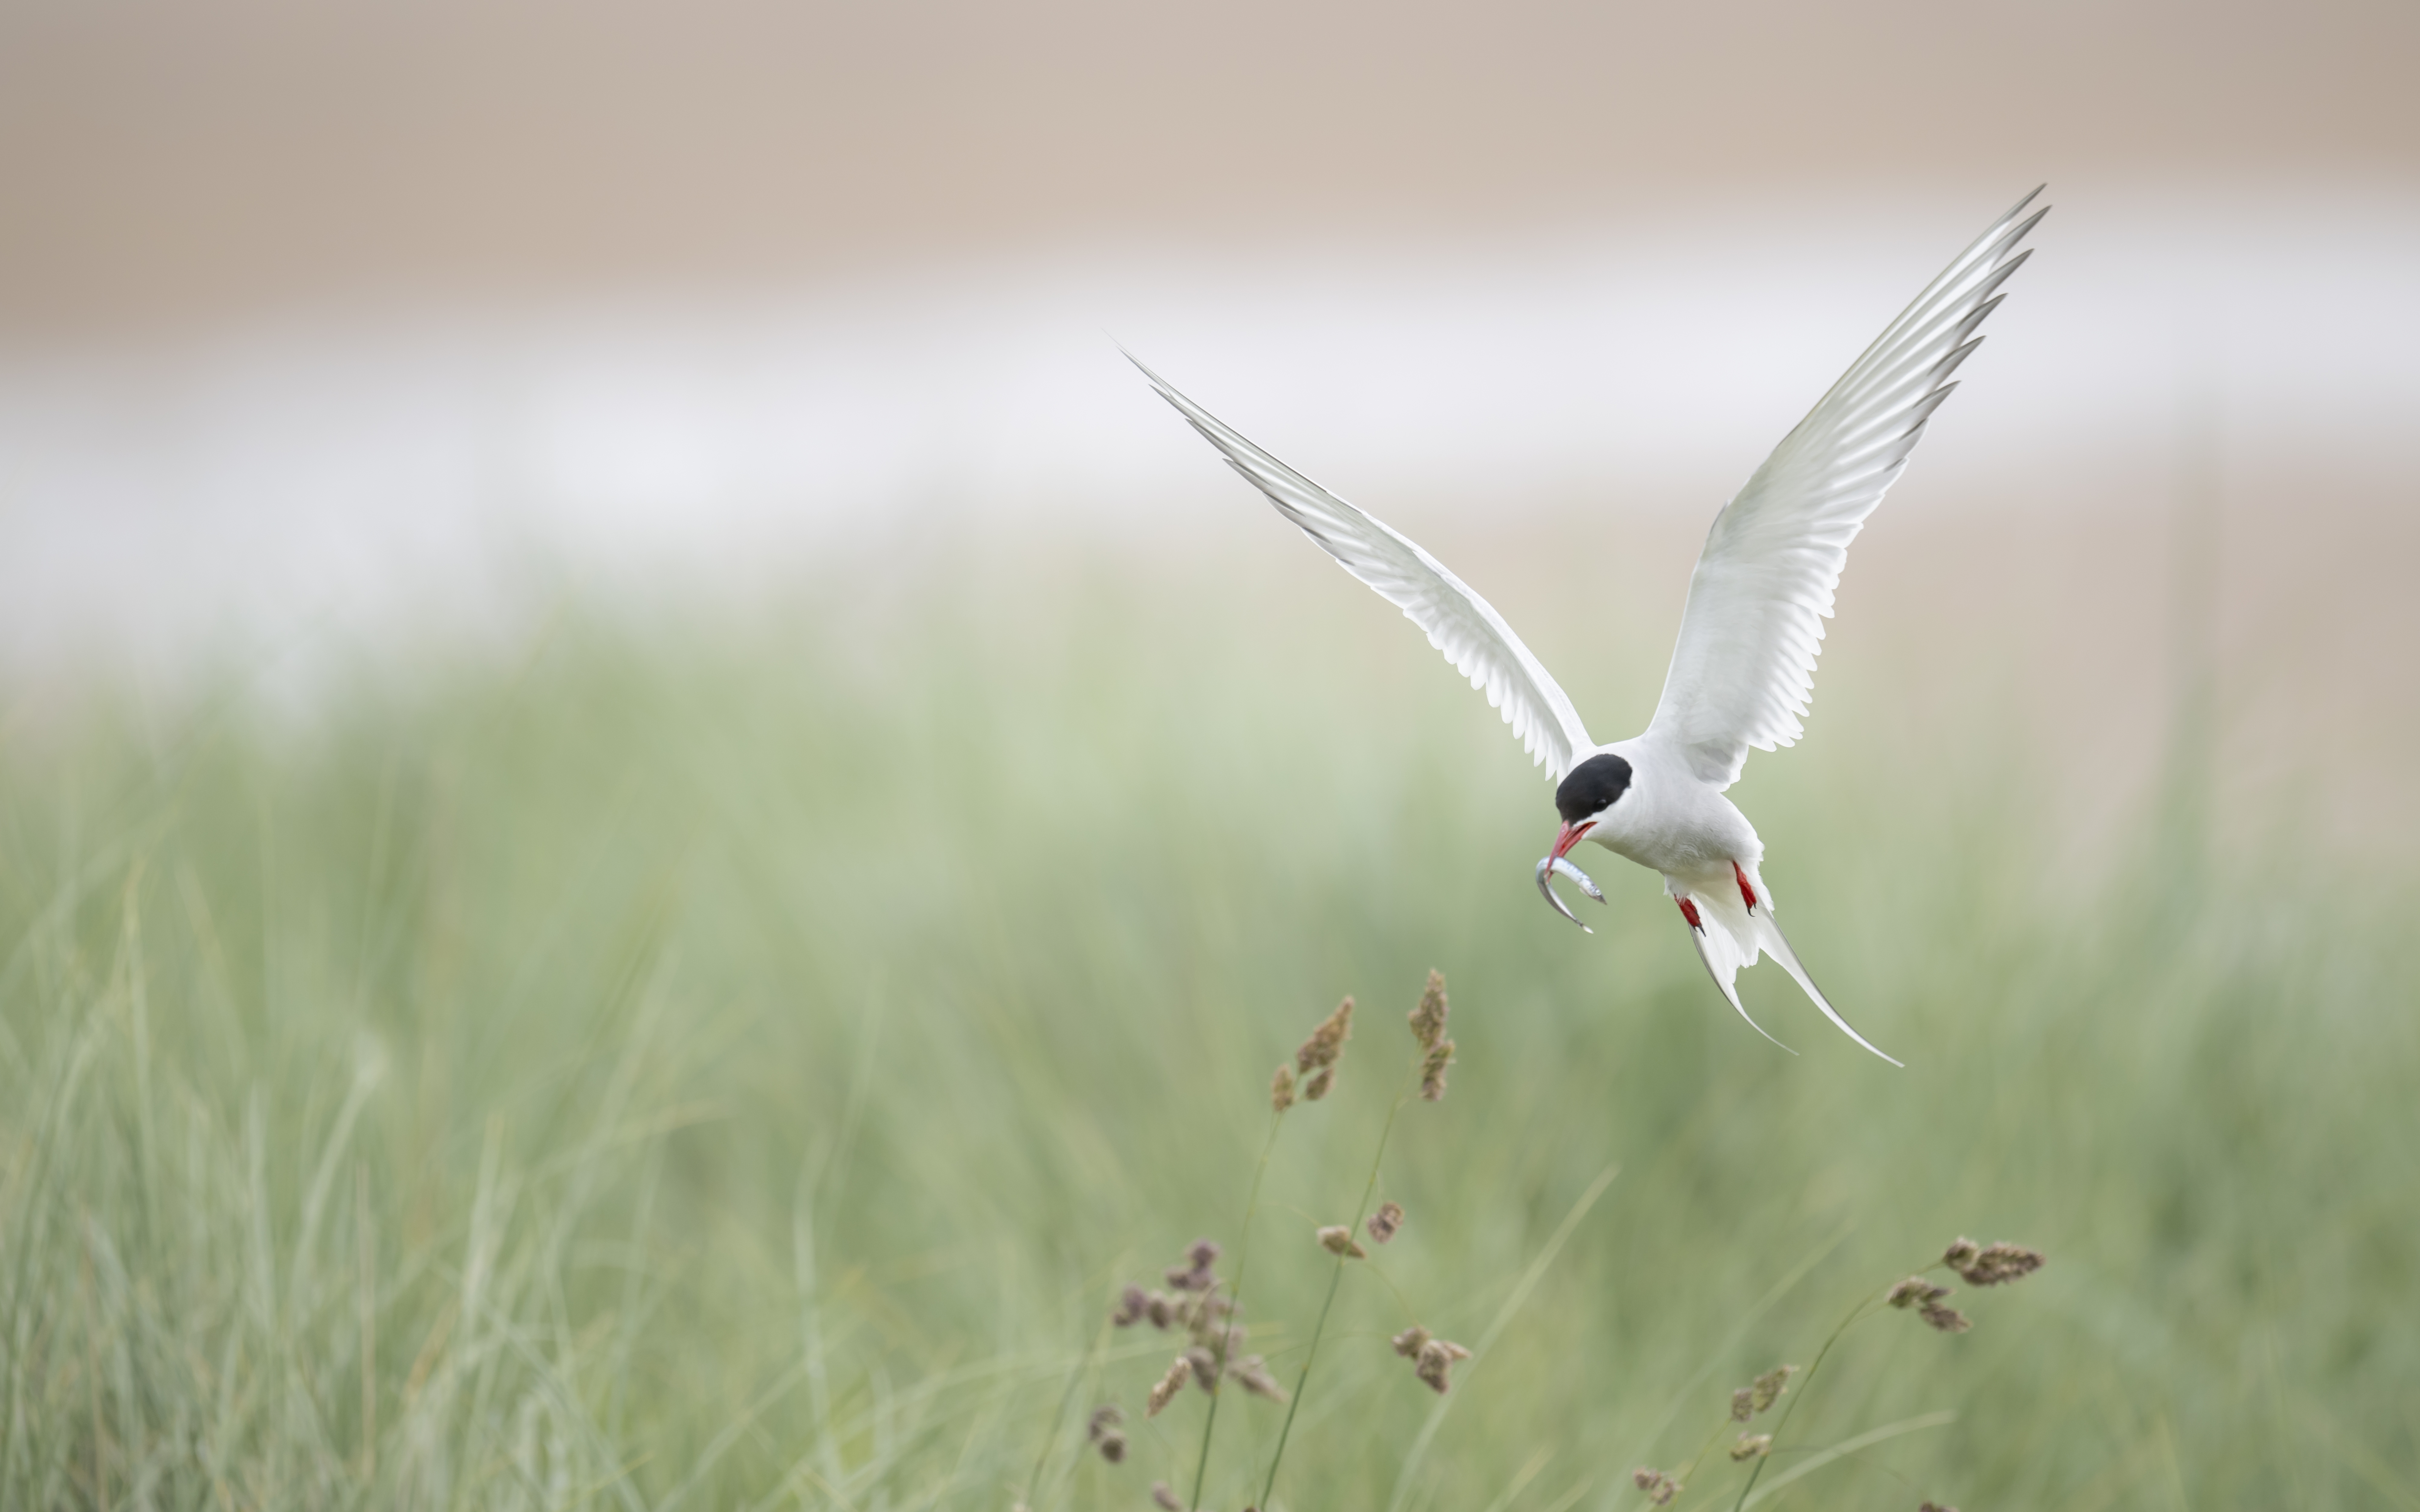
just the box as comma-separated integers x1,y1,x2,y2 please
1647,188,2049,788
1132,355,1593,777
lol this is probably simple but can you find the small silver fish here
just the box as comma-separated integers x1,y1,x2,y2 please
1534,853,1607,930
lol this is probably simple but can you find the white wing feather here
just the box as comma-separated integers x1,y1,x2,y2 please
1648,189,2049,788
1132,355,1594,778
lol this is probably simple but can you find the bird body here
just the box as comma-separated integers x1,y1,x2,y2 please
1573,739,1758,881
1133,190,2049,1064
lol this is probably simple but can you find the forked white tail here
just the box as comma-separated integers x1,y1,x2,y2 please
1677,868,1902,1067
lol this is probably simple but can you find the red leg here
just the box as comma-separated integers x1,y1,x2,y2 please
1732,860,1758,913
1676,897,1705,933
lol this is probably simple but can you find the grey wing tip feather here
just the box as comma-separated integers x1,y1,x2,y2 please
1122,346,1200,415
1122,347,1178,401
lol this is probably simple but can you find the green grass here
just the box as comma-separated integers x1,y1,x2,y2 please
2,556,2414,1510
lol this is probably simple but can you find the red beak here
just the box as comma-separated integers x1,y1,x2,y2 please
1551,820,1592,862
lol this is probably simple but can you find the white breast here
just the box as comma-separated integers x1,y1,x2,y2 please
1584,738,1762,881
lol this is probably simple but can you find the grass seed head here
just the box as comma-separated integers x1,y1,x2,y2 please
1887,1276,1950,1309
1419,1039,1455,1102
1146,1291,1175,1329
1270,1064,1297,1113
1096,1431,1126,1463
1113,1285,1148,1327
1317,1224,1366,1258
1185,1295,1241,1351
1409,970,1450,1049
1729,1434,1772,1461
1088,1404,1123,1439
1300,1065,1335,1101
1185,1345,1220,1390
1152,1483,1184,1512
1919,1299,1973,1333
1750,1363,1795,1413
1297,997,1354,1076
1414,1337,1470,1393
1231,1354,1290,1402
1954,1240,2046,1287
1392,1325,1432,1358
1367,1201,1405,1244
1730,1387,1754,1422
1920,1503,1961,1512
1146,1358,1191,1417
1943,1237,1981,1272
1165,1239,1221,1293
1632,1468,1679,1505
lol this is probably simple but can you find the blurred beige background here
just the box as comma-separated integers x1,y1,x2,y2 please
1,0,2415,855
4,0,2414,330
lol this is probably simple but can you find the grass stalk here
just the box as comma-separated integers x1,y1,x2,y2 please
1258,1057,1420,1510
1189,1111,1286,1512
1725,1262,1937,1512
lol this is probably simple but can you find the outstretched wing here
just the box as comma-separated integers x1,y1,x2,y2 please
1132,354,1594,778
1647,188,2049,789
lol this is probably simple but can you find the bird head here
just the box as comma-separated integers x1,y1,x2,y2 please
1550,751,1634,861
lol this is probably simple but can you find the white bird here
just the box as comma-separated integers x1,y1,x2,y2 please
1132,189,2049,1065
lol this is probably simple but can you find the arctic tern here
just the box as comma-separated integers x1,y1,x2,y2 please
1132,189,2048,1064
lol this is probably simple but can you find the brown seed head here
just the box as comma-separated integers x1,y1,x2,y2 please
1419,1039,1455,1102
1956,1241,2046,1287
1919,1503,1961,1512
1096,1432,1127,1464
1750,1363,1796,1413
1146,1358,1191,1417
1942,1237,1981,1272
1113,1285,1148,1327
1270,1064,1297,1113
1297,997,1354,1074
1631,1469,1679,1506
1316,1225,1367,1259
1367,1201,1405,1244
1392,1325,1431,1358
1232,1354,1290,1402
1088,1404,1123,1440
1189,1239,1222,1270
1729,1387,1754,1422
1146,1291,1175,1329
1185,1296,1239,1352
1152,1483,1185,1512
1728,1434,1772,1461
1887,1276,1949,1309
1413,1338,1471,1393
1918,1299,1973,1334
1300,1064,1336,1101
1409,970,1450,1049
1185,1346,1219,1390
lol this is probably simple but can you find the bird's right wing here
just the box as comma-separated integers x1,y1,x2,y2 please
1132,354,1594,778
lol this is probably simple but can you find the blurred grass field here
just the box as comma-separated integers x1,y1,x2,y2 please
2,549,2414,1511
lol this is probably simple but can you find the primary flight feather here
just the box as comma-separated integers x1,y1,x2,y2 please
1132,189,2048,1063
